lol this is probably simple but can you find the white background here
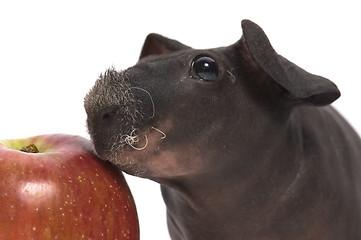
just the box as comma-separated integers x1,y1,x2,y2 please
0,1,360,239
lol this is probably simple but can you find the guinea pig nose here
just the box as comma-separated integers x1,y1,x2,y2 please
100,107,119,120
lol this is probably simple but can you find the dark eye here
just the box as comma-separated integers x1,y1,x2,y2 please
191,56,220,81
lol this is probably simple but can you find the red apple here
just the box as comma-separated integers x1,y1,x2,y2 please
0,134,139,240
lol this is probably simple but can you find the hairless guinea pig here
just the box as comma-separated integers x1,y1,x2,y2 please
84,20,361,240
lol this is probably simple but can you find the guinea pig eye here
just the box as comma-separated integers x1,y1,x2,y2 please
191,56,220,81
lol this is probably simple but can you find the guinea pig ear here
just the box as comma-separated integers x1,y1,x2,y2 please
139,33,190,60
240,19,340,106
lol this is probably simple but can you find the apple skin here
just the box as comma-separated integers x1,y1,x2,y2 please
0,134,139,240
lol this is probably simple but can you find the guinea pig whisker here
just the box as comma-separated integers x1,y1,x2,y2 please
130,87,155,119
227,70,236,84
151,126,167,140
121,128,149,151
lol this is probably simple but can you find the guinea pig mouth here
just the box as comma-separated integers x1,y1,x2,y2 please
110,128,150,154
97,126,166,172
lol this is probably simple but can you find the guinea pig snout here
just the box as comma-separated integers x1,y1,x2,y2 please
84,67,144,139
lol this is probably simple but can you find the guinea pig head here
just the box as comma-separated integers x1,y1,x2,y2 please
84,20,340,182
